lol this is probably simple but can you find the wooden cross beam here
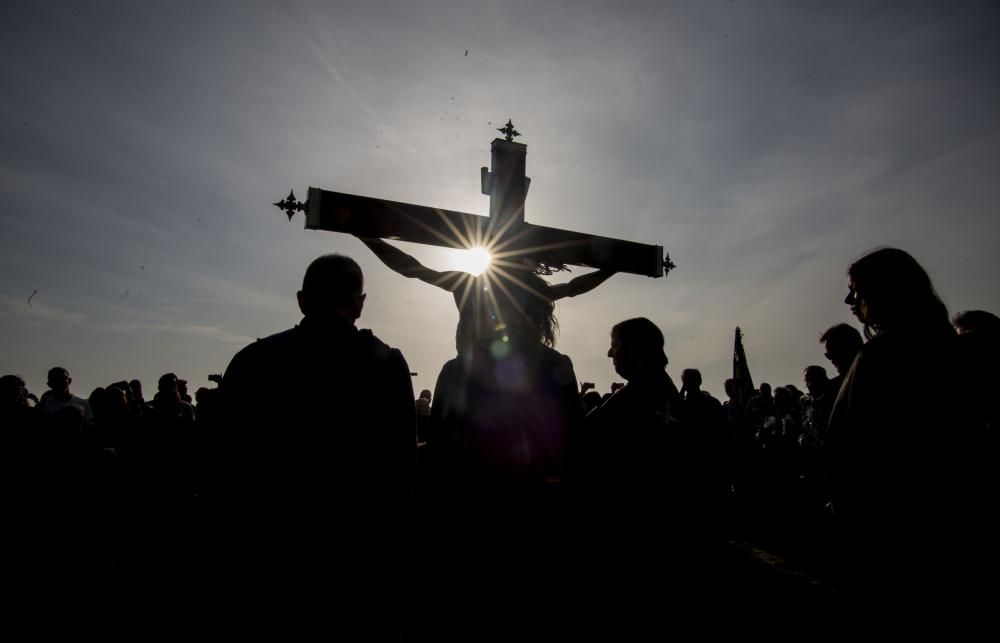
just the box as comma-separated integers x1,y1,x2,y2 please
275,124,674,278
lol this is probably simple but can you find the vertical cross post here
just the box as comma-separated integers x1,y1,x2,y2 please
481,137,529,235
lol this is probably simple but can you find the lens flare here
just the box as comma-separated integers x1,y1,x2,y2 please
458,246,492,276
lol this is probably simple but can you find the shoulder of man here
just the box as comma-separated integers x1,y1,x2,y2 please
240,326,299,356
71,394,91,407
226,327,299,372
357,328,409,369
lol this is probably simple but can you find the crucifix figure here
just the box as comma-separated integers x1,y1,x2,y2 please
276,122,674,351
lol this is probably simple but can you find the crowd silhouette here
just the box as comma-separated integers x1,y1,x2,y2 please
4,246,998,636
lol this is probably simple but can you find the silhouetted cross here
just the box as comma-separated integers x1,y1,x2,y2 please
275,124,673,278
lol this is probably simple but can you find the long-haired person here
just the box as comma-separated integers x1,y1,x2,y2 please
415,270,584,639
826,247,988,617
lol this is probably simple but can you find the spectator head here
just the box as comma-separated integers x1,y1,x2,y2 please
846,247,952,339
129,379,144,398
680,368,703,393
47,367,71,396
582,390,602,413
952,310,1000,336
1,374,28,408
177,379,189,398
773,386,796,414
803,365,829,396
158,372,179,401
759,382,772,398
109,380,130,400
89,386,105,406
609,318,667,381
195,387,211,405
195,387,220,414
105,384,129,412
724,378,737,400
820,323,864,375
418,389,432,401
297,254,365,321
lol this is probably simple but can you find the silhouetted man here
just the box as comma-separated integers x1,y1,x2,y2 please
415,388,432,444
801,365,831,444
2,374,34,433
215,254,416,634
176,378,192,404
128,379,145,407
679,368,731,535
145,372,195,429
820,323,863,400
37,366,92,422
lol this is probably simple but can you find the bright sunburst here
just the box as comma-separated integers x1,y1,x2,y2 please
452,245,492,276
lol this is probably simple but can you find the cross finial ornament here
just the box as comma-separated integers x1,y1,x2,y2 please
274,190,307,221
497,119,520,142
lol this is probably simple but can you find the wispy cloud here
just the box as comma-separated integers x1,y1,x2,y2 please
107,320,253,345
0,294,88,326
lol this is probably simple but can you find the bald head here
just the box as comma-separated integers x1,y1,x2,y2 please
297,254,366,321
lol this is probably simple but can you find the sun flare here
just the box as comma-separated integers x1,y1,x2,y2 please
453,246,492,276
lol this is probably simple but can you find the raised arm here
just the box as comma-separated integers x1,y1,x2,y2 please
358,237,463,292
547,269,617,302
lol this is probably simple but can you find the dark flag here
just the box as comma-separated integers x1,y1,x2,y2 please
732,327,755,412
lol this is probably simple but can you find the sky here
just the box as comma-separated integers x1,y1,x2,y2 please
2,0,998,400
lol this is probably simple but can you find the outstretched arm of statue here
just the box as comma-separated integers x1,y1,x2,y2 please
358,237,463,292
548,269,617,301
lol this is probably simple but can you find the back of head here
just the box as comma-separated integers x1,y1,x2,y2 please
582,390,602,412
681,368,702,390
1,374,26,406
953,309,1000,336
300,254,364,318
612,317,668,371
773,386,795,413
820,323,863,374
461,270,558,350
105,384,129,412
47,367,70,393
821,323,863,354
158,372,178,394
804,365,828,383
848,247,953,339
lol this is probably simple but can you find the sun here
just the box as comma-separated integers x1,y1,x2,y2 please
454,245,492,276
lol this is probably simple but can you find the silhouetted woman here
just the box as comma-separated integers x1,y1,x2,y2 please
573,318,733,626
576,317,684,518
826,247,987,616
